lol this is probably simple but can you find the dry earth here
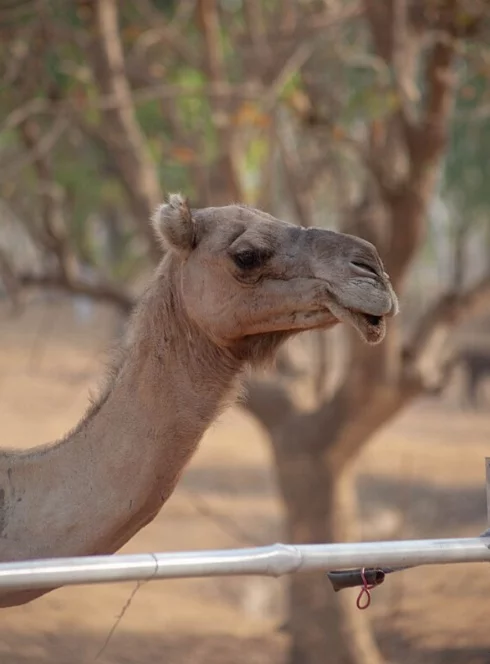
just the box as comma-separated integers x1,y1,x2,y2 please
1,296,490,664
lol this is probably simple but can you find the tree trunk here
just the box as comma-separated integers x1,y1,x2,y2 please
196,0,243,205
81,0,162,262
272,425,386,664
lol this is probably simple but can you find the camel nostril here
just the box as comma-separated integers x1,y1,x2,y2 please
350,261,378,277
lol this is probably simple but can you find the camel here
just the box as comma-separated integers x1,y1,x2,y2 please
0,195,398,607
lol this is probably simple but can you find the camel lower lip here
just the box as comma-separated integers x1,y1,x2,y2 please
350,310,383,327
349,310,386,345
322,301,386,344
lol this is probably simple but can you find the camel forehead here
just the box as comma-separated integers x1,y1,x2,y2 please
195,204,302,250
193,205,381,263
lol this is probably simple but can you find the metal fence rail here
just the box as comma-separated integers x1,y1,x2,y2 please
0,537,489,592
0,460,488,595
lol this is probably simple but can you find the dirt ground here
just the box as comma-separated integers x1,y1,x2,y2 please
1,296,490,664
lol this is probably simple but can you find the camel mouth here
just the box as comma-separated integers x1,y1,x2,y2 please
364,314,382,326
349,310,386,344
325,301,387,345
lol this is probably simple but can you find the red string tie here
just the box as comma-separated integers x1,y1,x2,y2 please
356,567,376,610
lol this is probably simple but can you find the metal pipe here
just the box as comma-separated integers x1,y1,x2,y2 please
0,537,489,591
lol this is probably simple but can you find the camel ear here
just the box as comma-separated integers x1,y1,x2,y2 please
152,193,197,254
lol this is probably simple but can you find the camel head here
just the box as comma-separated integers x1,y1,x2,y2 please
152,195,398,360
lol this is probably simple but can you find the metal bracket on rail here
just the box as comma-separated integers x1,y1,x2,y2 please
326,456,490,607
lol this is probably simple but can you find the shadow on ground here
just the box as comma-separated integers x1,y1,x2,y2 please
1,628,489,664
379,631,490,664
181,464,276,499
0,630,284,664
182,460,486,539
357,474,487,537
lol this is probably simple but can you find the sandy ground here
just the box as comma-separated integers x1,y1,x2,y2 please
1,297,490,664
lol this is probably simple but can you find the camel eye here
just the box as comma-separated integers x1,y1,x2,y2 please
233,249,264,270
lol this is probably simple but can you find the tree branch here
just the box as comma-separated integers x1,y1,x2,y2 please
275,120,314,228
1,83,263,136
407,35,457,174
1,97,50,133
385,32,457,286
404,273,490,365
5,112,135,316
18,272,134,314
242,0,269,65
132,0,200,69
0,115,68,182
363,0,394,62
196,0,242,204
400,271,490,396
17,119,78,280
0,247,21,310
239,5,363,59
82,0,162,262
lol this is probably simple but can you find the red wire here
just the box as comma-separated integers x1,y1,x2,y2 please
356,567,375,610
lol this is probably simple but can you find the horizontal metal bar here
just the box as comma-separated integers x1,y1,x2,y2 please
0,537,489,592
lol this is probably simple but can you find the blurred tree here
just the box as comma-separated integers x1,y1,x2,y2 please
1,2,490,664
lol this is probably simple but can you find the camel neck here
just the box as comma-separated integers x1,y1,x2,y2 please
0,257,242,579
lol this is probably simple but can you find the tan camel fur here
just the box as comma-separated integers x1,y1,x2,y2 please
0,195,398,607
